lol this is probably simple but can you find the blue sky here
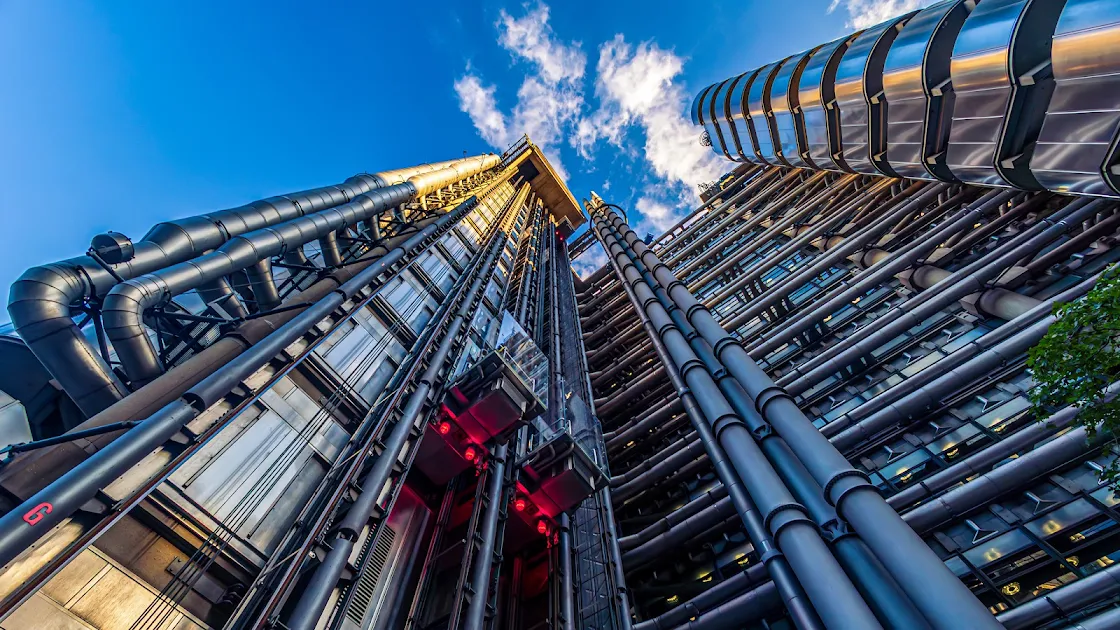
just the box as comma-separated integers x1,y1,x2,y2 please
0,0,930,311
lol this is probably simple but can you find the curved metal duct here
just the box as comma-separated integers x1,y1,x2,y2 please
101,156,499,386
771,47,821,168
1030,0,1120,196
945,0,1068,188
718,72,755,162
751,58,793,165
7,154,498,416
693,83,735,162
799,35,857,171
881,0,973,180
706,78,741,162
725,68,767,163
834,11,916,176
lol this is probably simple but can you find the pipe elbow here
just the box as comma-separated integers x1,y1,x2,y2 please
7,263,92,341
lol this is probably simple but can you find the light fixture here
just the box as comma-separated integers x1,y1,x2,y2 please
514,498,527,512
464,446,477,462
537,520,548,535
438,421,452,435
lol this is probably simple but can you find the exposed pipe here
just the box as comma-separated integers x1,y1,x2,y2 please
285,191,513,630
1058,606,1120,630
720,183,958,334
745,190,1009,359
828,315,1065,451
820,272,1101,445
102,156,499,387
602,212,926,629
617,486,728,550
621,497,737,570
465,445,510,630
593,202,882,630
903,426,1100,534
606,398,683,449
695,177,902,304
670,581,782,630
995,563,1120,629
0,183,494,573
651,165,762,250
7,155,494,417
601,205,1002,630
781,196,1106,396
589,199,825,630
557,512,576,630
632,564,769,630
889,391,1110,511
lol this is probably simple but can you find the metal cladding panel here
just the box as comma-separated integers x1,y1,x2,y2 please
800,36,856,171
770,50,811,168
776,48,822,169
730,66,766,161
716,71,752,159
748,61,783,165
726,69,763,163
1031,0,1120,197
834,14,915,176
947,0,1067,189
882,0,972,181
695,83,731,160
945,0,1023,186
707,78,740,161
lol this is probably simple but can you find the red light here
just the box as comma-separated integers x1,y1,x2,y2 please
464,446,477,462
514,498,527,512
537,520,548,535
438,421,451,435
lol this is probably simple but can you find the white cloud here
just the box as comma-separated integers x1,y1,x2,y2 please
577,35,724,232
454,2,585,179
497,4,585,84
454,75,508,148
635,196,678,236
827,0,937,29
453,3,729,242
571,241,608,279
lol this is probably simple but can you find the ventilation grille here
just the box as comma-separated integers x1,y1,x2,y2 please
345,525,397,626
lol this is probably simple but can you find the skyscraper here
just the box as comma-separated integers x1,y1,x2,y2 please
3,1,1120,629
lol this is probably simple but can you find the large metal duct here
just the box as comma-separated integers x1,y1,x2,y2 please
834,11,915,176
632,564,769,630
752,58,794,166
603,210,928,629
771,47,820,168
0,188,491,570
880,0,972,180
943,0,1067,188
695,0,1120,203
100,156,498,387
7,154,497,417
799,35,857,171
1030,0,1120,196
694,82,736,163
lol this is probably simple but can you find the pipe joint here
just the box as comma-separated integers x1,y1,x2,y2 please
709,412,747,440
753,385,794,418
822,469,873,510
764,501,813,538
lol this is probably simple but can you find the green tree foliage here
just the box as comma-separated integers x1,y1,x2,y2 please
1028,265,1120,478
